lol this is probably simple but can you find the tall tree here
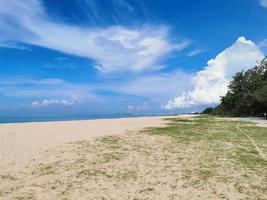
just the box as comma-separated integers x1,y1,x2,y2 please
207,58,267,117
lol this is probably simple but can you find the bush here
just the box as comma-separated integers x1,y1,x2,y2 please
202,107,214,114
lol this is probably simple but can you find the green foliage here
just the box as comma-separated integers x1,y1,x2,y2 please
206,58,267,117
202,107,214,114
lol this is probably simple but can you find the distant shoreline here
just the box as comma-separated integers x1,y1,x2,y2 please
0,113,191,124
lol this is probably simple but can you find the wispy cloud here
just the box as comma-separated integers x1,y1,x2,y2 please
0,71,193,109
258,39,267,53
0,41,31,50
107,71,192,102
0,0,189,72
164,36,264,109
0,78,64,85
127,103,149,113
47,0,147,26
260,0,267,8
31,99,75,108
187,49,206,57
0,78,97,103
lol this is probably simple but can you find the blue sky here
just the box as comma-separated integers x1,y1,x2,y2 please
0,0,267,117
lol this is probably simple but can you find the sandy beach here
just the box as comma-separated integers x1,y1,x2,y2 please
1,115,266,200
0,116,187,172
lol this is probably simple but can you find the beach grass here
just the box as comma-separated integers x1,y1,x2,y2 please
1,115,266,199
146,116,267,167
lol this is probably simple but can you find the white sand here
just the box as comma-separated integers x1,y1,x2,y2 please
1,115,266,199
239,117,267,128
0,115,191,167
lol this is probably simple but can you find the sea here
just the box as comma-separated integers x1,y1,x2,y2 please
0,113,177,124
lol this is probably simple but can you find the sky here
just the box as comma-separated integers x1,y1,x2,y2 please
0,0,267,117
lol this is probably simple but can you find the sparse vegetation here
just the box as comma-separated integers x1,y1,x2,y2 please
0,116,266,199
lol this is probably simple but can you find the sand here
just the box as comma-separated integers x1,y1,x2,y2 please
239,117,267,128
1,115,266,199
0,116,192,169
0,115,193,199
1,115,266,200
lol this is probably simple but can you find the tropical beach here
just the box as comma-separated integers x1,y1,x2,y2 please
0,115,266,199
0,116,179,167
1,0,267,199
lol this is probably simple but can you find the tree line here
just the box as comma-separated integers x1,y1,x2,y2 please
203,58,267,117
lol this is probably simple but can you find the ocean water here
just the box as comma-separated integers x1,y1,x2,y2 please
0,113,172,124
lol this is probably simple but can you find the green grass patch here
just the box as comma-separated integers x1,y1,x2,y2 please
146,115,267,171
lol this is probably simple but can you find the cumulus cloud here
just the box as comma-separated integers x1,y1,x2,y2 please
0,0,188,72
164,37,264,109
260,0,267,8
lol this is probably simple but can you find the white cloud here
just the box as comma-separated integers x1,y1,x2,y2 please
187,49,206,57
0,41,31,50
105,70,192,102
31,99,75,108
0,78,97,102
164,36,264,109
0,78,64,85
127,103,149,113
0,71,193,109
0,0,188,72
260,0,267,8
